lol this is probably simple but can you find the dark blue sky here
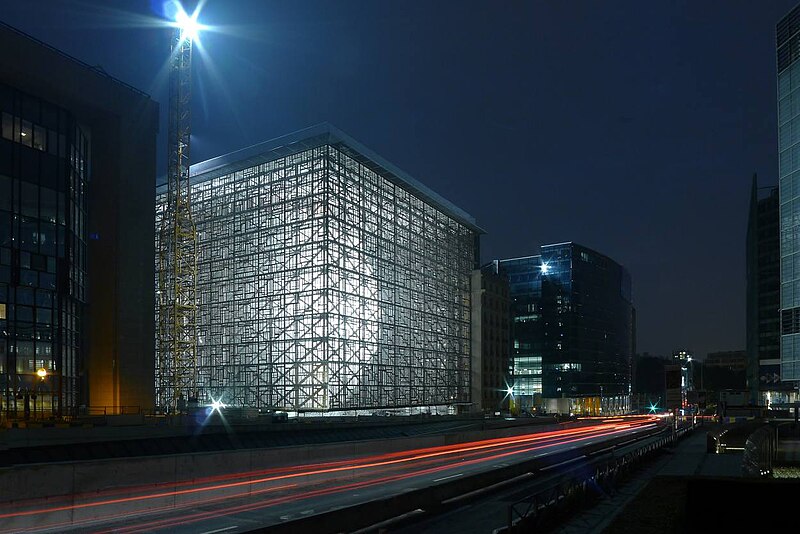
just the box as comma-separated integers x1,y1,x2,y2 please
1,0,795,359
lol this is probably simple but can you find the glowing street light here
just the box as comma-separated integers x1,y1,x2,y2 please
36,368,48,380
540,262,550,275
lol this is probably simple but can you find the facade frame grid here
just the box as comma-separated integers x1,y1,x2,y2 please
156,135,477,412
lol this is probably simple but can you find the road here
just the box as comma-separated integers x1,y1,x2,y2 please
0,415,661,533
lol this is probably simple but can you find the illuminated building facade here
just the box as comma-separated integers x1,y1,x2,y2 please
672,349,694,407
0,22,158,417
156,124,480,412
778,6,800,383
496,243,634,415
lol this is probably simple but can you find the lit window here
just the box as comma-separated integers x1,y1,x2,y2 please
0,303,5,320
20,120,32,147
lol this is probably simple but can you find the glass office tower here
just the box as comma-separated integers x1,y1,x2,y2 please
778,6,800,383
155,124,481,412
0,21,159,416
497,243,633,415
0,84,87,417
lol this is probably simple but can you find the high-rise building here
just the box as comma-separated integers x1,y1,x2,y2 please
496,243,634,415
672,349,694,407
471,263,511,413
155,124,481,413
0,22,159,416
777,6,800,384
746,175,787,404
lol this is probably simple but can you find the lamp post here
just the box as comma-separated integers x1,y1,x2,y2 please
35,367,47,420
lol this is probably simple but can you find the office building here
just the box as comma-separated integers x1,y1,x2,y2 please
746,175,793,405
471,263,511,413
496,243,634,415
777,6,800,384
155,124,481,413
672,350,695,397
0,22,159,417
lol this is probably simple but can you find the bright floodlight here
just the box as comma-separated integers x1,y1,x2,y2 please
540,263,550,275
37,368,48,379
209,397,225,413
167,1,205,42
506,385,514,396
176,8,202,41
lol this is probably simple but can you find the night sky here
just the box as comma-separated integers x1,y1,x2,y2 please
0,1,795,360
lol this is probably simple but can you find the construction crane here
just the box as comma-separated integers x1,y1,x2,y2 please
157,3,203,413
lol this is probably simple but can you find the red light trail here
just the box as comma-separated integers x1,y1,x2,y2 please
1,416,658,533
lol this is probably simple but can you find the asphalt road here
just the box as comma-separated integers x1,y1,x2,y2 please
1,416,661,533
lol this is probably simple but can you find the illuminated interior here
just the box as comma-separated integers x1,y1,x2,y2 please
156,130,479,411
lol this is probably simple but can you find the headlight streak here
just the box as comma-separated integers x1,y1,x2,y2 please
104,424,652,534
0,417,659,533
0,418,657,517
5,427,638,534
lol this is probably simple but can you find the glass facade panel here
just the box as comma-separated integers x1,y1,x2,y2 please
0,83,86,417
498,243,633,413
778,7,800,381
156,141,477,411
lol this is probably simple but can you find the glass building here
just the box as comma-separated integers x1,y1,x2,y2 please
0,85,86,418
155,124,481,412
778,6,800,383
0,21,159,417
496,243,634,415
746,175,792,405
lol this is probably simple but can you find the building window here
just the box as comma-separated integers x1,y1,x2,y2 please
1,112,11,140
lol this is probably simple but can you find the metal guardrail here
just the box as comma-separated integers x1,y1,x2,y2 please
504,426,692,533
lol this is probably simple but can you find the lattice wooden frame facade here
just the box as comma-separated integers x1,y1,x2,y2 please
156,138,477,411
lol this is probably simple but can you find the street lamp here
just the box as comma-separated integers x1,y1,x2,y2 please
35,367,47,419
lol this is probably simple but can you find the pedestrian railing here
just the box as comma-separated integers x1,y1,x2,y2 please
505,428,686,533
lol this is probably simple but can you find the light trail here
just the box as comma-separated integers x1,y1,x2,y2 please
1,423,613,520
1,416,659,533
105,423,652,534
0,417,657,516
4,419,657,530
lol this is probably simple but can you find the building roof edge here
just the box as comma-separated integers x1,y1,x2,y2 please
160,123,484,233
